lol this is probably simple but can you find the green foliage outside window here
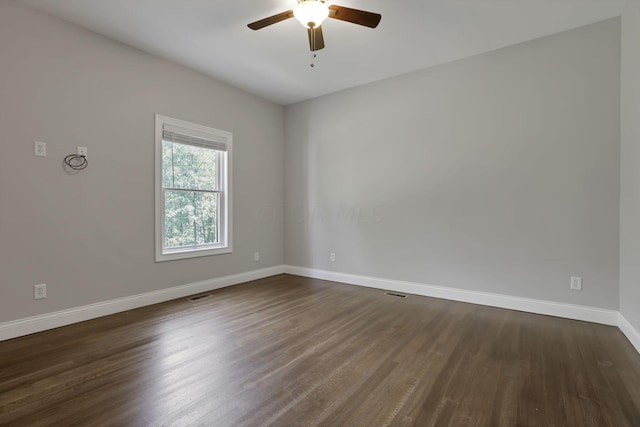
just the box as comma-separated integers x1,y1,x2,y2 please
162,140,219,248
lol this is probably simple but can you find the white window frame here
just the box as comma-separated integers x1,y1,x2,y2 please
155,114,232,262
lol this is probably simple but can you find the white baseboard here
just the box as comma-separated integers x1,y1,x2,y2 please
1,264,630,349
0,265,285,342
283,265,620,326
619,314,640,354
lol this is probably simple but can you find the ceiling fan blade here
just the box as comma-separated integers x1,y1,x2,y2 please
307,25,325,51
247,10,294,30
328,5,381,28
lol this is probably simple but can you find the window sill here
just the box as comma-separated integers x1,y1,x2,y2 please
155,245,232,262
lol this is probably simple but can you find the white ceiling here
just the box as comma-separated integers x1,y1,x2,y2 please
19,0,625,105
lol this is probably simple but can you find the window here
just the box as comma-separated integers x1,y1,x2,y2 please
155,115,232,261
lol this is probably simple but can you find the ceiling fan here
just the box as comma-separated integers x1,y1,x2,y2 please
247,0,381,52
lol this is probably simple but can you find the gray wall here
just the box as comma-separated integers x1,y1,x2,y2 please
620,2,640,330
0,1,284,323
284,19,621,309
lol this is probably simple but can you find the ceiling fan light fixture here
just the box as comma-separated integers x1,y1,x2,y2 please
293,0,329,29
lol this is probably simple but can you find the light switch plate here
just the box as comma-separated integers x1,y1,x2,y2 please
34,141,47,157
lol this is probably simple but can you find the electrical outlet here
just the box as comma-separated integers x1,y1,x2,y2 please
34,141,47,157
77,146,87,157
254,251,260,261
330,252,336,262
34,284,47,299
570,276,582,291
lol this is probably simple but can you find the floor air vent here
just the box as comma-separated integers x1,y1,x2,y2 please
385,292,407,298
188,294,212,301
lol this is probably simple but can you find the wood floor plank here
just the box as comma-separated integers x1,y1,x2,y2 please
1,274,639,426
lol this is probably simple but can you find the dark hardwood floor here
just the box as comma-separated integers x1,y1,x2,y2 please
1,274,639,426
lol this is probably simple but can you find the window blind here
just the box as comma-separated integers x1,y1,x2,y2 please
162,124,228,152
